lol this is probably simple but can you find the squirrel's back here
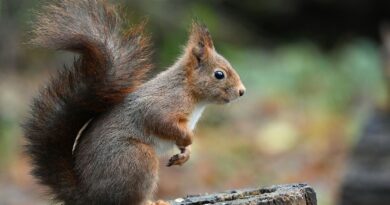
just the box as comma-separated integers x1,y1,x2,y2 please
23,0,152,203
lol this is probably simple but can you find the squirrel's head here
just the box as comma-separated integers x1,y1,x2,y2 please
182,21,245,104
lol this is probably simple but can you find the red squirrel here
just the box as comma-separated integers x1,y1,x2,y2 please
23,0,245,204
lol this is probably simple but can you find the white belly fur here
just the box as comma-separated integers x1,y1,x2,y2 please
189,104,206,130
153,104,206,157
153,137,176,157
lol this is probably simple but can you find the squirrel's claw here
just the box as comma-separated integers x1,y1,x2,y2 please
167,153,189,167
167,147,191,167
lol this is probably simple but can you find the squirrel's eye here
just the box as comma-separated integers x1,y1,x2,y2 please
214,71,225,80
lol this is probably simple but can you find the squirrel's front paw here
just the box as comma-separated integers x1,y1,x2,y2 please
175,132,193,148
167,147,191,167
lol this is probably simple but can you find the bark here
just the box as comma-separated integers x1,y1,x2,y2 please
168,183,317,205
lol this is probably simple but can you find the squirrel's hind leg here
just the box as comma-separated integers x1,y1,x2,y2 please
76,138,159,205
117,140,160,205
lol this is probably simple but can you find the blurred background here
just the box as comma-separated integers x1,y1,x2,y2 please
1,0,390,204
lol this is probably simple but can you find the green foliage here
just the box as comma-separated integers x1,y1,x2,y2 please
223,39,385,113
0,116,18,169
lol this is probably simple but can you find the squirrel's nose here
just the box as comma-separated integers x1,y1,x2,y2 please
239,89,245,97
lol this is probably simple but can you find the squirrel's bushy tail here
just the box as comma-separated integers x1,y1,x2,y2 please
23,0,152,203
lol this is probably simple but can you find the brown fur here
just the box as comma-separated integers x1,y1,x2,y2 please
24,0,245,204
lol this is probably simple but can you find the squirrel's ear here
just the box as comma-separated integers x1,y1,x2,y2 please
186,21,214,64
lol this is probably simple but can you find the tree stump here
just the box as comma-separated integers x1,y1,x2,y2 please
168,183,316,205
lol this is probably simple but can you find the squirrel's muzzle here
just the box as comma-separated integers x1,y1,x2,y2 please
238,83,246,97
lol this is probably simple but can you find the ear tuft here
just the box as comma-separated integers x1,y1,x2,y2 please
187,20,214,63
190,20,214,48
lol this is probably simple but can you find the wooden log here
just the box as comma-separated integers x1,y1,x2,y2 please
168,183,317,205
